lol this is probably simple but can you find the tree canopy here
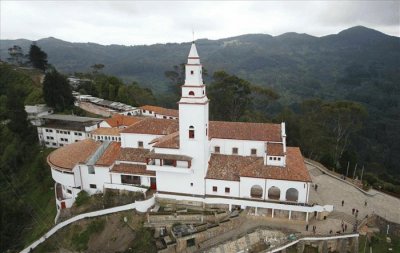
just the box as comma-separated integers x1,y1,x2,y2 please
42,69,74,111
29,44,48,71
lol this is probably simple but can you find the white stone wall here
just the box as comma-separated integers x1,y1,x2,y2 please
210,138,265,157
239,177,310,203
120,133,160,148
79,165,111,194
205,179,240,197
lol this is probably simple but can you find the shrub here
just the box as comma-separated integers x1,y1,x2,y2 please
75,190,90,207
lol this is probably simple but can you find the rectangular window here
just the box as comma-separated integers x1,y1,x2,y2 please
121,175,141,185
251,148,257,156
67,189,72,194
212,186,217,192
56,130,60,133
232,147,238,155
88,166,95,174
138,141,143,148
163,159,176,166
59,143,63,146
45,142,50,145
89,184,97,189
214,146,220,153
163,116,167,119
225,187,230,193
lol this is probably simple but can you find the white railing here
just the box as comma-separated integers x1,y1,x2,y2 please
20,196,155,253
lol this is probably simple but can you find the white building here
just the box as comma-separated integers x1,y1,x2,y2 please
140,105,179,120
47,43,332,219
38,114,101,148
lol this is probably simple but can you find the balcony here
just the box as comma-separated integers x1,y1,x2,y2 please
146,152,193,174
51,167,77,187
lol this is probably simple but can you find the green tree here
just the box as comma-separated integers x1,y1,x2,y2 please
42,69,74,111
28,43,48,71
208,71,252,121
7,45,25,66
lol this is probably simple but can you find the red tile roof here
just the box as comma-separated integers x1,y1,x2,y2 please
118,148,150,163
152,132,180,149
140,105,179,117
104,114,144,128
209,121,282,142
206,147,311,182
266,143,285,156
47,139,101,171
121,118,178,135
91,127,121,136
111,163,155,176
96,142,121,166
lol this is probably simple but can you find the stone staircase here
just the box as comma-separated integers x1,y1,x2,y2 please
328,211,358,226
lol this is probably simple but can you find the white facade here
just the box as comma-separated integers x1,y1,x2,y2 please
47,43,324,217
39,127,89,148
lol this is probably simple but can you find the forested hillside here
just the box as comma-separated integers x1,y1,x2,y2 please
1,26,399,185
0,64,56,251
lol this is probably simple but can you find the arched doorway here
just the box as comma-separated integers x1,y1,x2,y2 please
250,185,263,198
285,188,299,202
268,186,281,200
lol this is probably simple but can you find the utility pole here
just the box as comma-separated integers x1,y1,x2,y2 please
346,161,350,178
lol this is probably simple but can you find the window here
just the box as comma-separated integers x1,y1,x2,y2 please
269,157,272,160
232,147,238,155
278,157,281,161
89,184,97,189
190,183,193,187
203,90,205,95
225,187,230,193
52,142,57,146
59,144,63,146
56,130,60,133
212,186,218,192
164,159,176,166
251,149,257,156
45,141,49,145
88,166,95,174
189,91,195,96
190,70,194,75
163,116,167,119
67,189,72,194
138,141,144,148
214,146,220,153
189,126,195,139
121,175,140,185
273,157,277,161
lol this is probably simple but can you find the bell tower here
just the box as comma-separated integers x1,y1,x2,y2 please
178,42,209,195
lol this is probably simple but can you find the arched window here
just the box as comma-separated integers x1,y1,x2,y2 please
250,185,263,198
190,70,194,75
189,91,195,96
189,126,195,139
286,188,299,202
268,186,280,200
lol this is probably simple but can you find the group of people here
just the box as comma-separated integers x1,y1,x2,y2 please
305,224,318,234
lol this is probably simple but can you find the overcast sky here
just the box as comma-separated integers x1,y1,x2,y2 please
1,1,399,45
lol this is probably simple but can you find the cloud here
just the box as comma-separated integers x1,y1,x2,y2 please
1,1,399,45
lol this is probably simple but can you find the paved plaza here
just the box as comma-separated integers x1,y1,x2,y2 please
308,164,400,224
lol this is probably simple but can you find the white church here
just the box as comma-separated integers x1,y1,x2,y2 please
48,43,332,221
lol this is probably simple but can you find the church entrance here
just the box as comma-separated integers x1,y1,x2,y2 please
150,177,157,190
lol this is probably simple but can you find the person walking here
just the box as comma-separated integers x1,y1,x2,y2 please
306,224,309,231
364,200,368,207
342,200,344,206
352,208,355,214
345,224,348,231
